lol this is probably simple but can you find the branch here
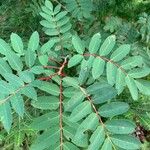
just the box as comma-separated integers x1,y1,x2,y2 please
0,84,28,105
83,53,128,76
58,56,68,149
59,78,63,150
80,87,117,150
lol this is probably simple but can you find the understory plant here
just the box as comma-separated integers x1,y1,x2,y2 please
0,0,150,150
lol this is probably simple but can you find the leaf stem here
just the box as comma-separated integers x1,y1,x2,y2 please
59,78,63,150
83,53,128,76
0,84,28,105
80,87,117,150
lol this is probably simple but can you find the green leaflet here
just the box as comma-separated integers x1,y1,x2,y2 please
25,49,36,68
88,126,105,150
68,54,83,68
0,39,11,55
38,54,48,66
40,40,55,54
45,0,53,11
0,81,14,95
0,59,12,75
105,119,136,134
35,81,60,96
69,101,92,122
3,73,24,88
63,125,77,141
111,135,141,150
63,87,76,98
6,51,23,71
87,56,95,69
106,62,117,86
30,127,60,150
30,112,59,130
121,56,143,70
128,67,150,78
30,66,45,74
45,28,59,36
63,77,79,88
40,20,54,28
54,4,61,15
0,102,12,133
87,81,113,94
101,138,112,150
110,44,131,62
89,33,101,54
63,142,80,150
31,96,59,110
56,11,68,21
99,35,116,56
57,16,69,27
40,12,53,22
92,57,105,79
115,69,126,95
87,82,117,104
135,79,150,96
18,71,35,83
78,59,90,84
125,76,138,100
10,33,23,54
28,31,39,52
64,91,85,112
77,113,99,132
21,86,37,100
63,117,79,141
98,102,129,118
73,132,88,148
72,35,85,54
10,94,24,117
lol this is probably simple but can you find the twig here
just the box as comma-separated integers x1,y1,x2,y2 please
49,57,62,65
0,84,28,105
43,66,60,69
83,53,128,76
59,78,63,150
38,72,58,81
80,87,117,150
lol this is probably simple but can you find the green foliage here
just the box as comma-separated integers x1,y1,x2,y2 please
40,0,72,50
137,13,150,44
63,0,93,20
0,0,150,149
